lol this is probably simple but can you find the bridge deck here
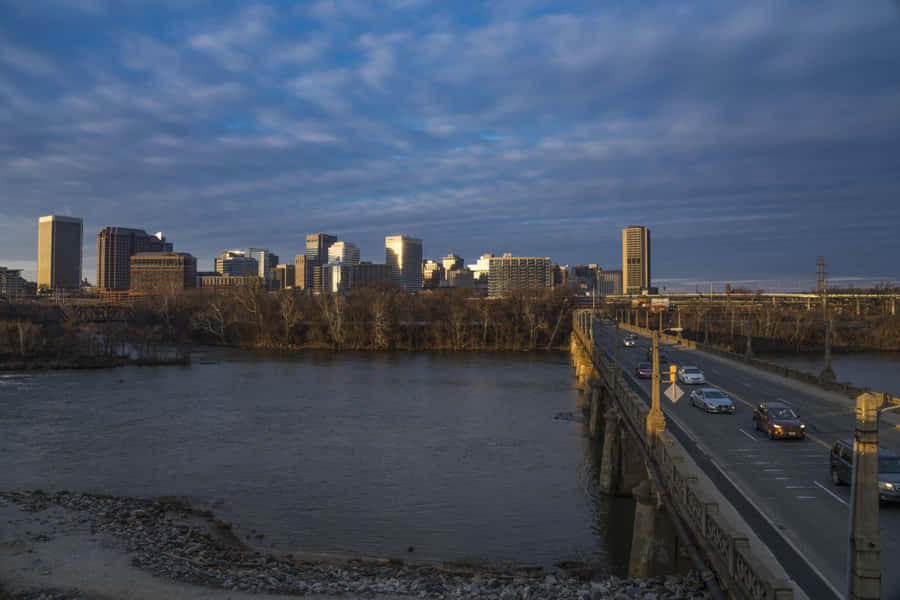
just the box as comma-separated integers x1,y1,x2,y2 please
601,324,899,599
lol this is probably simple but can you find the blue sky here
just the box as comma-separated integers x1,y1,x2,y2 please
2,0,900,291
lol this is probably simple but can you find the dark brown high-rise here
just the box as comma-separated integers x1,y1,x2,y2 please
96,227,170,291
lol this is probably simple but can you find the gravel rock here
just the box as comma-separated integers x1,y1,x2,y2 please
1,490,711,599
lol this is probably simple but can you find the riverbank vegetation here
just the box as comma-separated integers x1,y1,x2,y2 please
0,286,577,367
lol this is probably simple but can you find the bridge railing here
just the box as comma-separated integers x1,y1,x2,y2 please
573,311,794,600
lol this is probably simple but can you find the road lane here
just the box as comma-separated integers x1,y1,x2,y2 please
599,325,900,599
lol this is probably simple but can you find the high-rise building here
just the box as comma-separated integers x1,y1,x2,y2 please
247,248,279,281
467,253,494,281
270,264,295,290
97,227,170,291
0,267,27,298
328,241,360,265
294,254,312,292
214,251,259,277
37,215,83,291
306,233,338,293
130,252,197,293
443,253,464,273
598,269,623,296
385,235,423,292
423,260,443,289
487,254,551,297
622,226,651,294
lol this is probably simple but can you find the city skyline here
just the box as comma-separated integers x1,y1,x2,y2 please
2,2,900,289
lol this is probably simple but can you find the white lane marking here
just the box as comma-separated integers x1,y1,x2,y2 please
763,468,784,472
814,481,849,506
797,496,816,500
786,486,812,489
703,453,844,599
775,477,789,480
739,428,757,441
742,382,753,388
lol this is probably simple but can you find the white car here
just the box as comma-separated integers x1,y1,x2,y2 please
623,337,636,347
677,366,706,385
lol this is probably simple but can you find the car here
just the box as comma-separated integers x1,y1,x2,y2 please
689,388,735,413
623,337,636,347
830,440,900,502
752,402,805,440
646,348,668,363
634,362,652,378
677,366,706,385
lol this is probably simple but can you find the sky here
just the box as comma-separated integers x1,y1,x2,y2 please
2,0,900,292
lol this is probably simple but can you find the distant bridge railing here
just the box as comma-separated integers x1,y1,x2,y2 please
573,311,794,600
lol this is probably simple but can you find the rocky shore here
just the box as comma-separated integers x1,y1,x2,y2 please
1,491,709,600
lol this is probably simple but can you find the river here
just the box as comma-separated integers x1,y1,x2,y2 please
0,349,634,573
759,351,900,396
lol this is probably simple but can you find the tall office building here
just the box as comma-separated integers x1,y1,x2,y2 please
214,251,259,277
294,255,312,292
622,226,651,294
328,241,360,265
270,264,295,290
306,233,338,293
385,235,423,292
247,248,279,280
443,253,464,273
37,215,83,291
487,254,551,297
97,227,170,291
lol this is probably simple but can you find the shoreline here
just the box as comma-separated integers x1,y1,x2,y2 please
0,356,190,372
0,490,708,599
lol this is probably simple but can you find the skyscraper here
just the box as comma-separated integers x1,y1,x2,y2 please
97,227,170,291
328,241,360,265
247,248,279,280
214,251,258,277
385,235,423,292
37,215,83,290
306,233,337,293
622,226,651,294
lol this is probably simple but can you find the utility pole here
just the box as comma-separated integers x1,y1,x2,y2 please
704,315,710,345
647,331,666,436
847,393,881,600
820,317,836,382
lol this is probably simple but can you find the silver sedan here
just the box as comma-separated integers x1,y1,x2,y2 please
689,388,736,413
677,366,706,385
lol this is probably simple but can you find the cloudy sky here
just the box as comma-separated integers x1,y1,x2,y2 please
2,0,899,291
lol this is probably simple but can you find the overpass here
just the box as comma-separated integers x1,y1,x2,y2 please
571,310,896,599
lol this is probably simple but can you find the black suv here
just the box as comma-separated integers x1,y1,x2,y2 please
646,348,668,363
830,439,900,502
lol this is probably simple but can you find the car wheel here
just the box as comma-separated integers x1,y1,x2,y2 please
831,467,842,486
767,428,774,440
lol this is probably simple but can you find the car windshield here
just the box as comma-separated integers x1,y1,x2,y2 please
771,408,797,419
880,456,900,474
638,363,651,369
704,390,726,399
683,368,701,374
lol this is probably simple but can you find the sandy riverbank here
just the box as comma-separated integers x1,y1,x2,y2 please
0,491,708,599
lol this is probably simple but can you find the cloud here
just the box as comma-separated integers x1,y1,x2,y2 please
1,1,899,283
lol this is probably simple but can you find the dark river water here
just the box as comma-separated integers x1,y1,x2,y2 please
759,351,900,397
0,350,634,572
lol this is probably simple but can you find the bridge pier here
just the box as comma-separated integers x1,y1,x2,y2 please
628,480,679,579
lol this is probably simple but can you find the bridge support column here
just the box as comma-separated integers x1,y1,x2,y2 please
628,480,679,579
598,408,621,492
588,382,602,438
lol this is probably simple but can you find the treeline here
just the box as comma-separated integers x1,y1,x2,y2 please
0,286,578,365
635,301,900,352
190,285,576,351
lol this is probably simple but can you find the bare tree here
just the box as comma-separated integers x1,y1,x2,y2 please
277,290,301,346
191,299,228,344
318,293,346,349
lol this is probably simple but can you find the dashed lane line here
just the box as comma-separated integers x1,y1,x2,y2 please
706,382,832,450
814,481,849,506
739,428,757,441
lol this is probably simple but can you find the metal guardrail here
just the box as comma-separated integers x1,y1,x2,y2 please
573,311,794,600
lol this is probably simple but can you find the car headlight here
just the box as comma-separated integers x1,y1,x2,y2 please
878,481,894,491
800,425,806,429
773,424,782,429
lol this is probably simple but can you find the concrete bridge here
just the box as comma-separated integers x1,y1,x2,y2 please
572,309,897,600
571,310,802,600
